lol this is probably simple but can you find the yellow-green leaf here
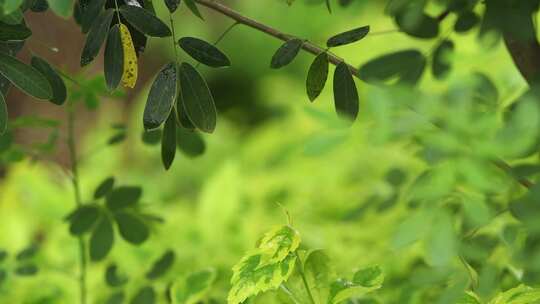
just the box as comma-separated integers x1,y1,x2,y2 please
119,23,138,88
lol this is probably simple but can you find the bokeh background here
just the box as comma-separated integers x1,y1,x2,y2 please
0,0,534,303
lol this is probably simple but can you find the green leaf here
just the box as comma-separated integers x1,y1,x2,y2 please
130,286,156,304
105,264,128,287
228,225,301,304
177,127,205,158
184,0,203,19
0,249,7,263
431,39,454,80
2,0,23,15
143,62,177,130
90,213,114,261
104,25,124,91
425,211,456,267
80,9,114,66
489,285,540,304
0,51,52,100
15,245,37,261
0,22,31,41
161,112,176,170
68,205,101,236
454,11,479,33
358,49,426,86
306,52,329,102
328,275,383,304
178,37,231,68
352,265,384,288
119,5,171,37
30,0,49,12
325,0,332,13
333,62,359,123
164,0,180,13
114,211,150,245
47,0,73,18
0,269,6,284
106,291,125,304
395,12,439,39
14,264,38,276
146,250,175,280
0,9,23,25
327,26,370,47
0,92,6,135
94,176,115,199
304,249,332,302
176,268,217,304
105,186,142,211
178,62,217,133
457,291,482,304
80,0,106,34
271,38,303,69
30,56,67,105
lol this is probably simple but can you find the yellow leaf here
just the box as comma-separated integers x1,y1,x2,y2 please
119,24,138,88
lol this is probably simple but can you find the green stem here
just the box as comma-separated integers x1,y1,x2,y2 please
66,100,87,304
169,14,179,64
294,251,316,304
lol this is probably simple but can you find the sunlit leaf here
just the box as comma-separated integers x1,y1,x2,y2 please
178,37,231,68
353,265,384,288
489,285,540,304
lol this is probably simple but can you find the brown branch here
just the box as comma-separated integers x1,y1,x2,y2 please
194,0,359,76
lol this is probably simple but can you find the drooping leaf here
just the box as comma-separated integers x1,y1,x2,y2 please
68,205,101,236
176,268,217,304
271,38,303,69
143,62,177,130
90,213,114,261
80,9,114,66
142,129,162,145
94,177,115,199
177,127,205,158
119,5,171,37
0,51,52,100
115,211,150,245
333,62,359,123
306,52,329,102
304,249,332,302
30,56,67,105
327,26,370,47
0,93,6,135
358,49,426,86
79,0,106,33
0,22,31,41
119,23,138,88
164,0,180,13
178,37,231,68
104,25,124,91
105,186,142,211
130,286,156,304
431,39,454,79
105,264,128,287
184,0,203,19
146,250,175,280
161,112,176,170
179,62,217,133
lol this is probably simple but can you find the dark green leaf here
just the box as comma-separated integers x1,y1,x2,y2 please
161,112,176,170
15,264,38,276
105,186,142,211
80,9,114,66
141,129,162,146
119,5,171,37
358,49,426,86
178,37,231,68
164,0,180,13
115,211,150,245
0,51,52,99
471,72,498,106
104,25,124,91
30,56,67,105
179,62,217,133
0,93,6,135
431,40,454,79
130,286,156,304
106,291,125,304
15,245,37,261
31,0,49,12
325,0,332,13
0,249,7,263
69,205,100,236
146,249,175,280
90,213,114,261
176,97,196,130
143,62,177,130
177,127,205,158
107,132,126,145
105,264,128,287
94,176,115,199
0,269,6,284
333,62,359,123
271,38,303,69
395,12,439,39
327,26,370,47
0,9,23,25
454,11,479,33
80,0,106,33
0,22,31,41
306,52,329,102
184,0,203,19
